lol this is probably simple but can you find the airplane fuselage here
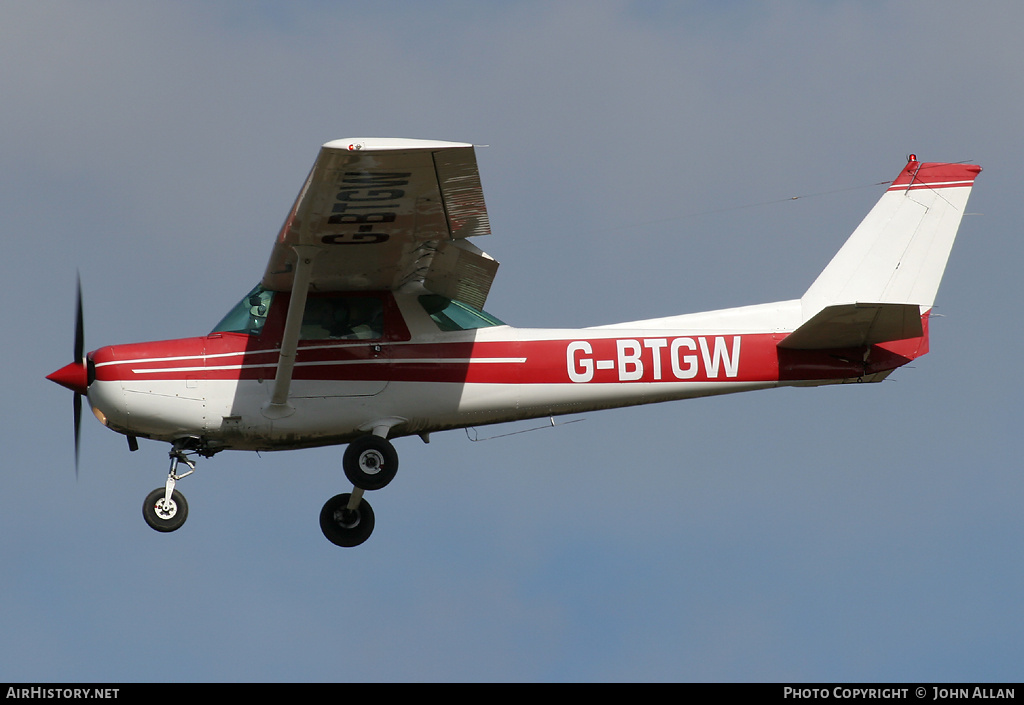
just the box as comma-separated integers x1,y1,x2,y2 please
85,290,927,452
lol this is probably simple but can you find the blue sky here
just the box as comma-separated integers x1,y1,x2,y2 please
3,0,1022,682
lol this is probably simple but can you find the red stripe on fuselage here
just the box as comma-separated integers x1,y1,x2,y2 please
90,326,925,388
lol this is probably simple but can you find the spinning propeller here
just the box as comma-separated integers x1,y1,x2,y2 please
46,276,92,476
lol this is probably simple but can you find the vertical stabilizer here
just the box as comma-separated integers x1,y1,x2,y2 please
801,157,981,320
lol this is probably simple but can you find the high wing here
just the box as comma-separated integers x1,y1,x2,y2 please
261,138,497,310
260,138,498,414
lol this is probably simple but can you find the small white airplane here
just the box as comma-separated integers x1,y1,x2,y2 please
47,138,981,547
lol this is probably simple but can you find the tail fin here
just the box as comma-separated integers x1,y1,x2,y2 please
800,156,981,321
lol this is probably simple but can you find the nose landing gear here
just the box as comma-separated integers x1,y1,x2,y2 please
142,439,203,533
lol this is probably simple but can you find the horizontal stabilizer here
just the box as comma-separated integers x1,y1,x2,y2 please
779,303,923,350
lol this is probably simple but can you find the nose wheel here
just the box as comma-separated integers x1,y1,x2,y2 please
143,487,189,532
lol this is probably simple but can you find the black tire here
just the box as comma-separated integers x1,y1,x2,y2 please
343,435,398,490
319,493,375,547
142,487,189,532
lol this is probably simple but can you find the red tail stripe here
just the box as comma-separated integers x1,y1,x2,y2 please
889,161,981,190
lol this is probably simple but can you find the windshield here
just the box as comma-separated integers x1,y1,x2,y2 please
211,285,275,336
418,294,505,331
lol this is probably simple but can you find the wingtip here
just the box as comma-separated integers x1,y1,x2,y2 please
322,137,474,152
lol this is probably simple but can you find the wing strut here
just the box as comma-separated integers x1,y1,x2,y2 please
263,245,320,419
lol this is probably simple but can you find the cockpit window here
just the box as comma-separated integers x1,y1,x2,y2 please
211,285,275,336
301,296,384,340
419,294,505,332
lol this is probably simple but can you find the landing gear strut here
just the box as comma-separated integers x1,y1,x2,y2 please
142,440,201,533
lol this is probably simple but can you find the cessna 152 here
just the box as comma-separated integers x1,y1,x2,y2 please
47,138,981,547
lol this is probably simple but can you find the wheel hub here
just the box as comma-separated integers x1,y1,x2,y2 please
334,507,360,529
358,449,384,476
154,498,178,520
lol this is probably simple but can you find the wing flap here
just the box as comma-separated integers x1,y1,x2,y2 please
778,303,923,350
421,239,498,310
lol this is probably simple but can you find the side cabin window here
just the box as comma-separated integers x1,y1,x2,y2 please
300,295,384,341
211,285,275,336
418,294,505,332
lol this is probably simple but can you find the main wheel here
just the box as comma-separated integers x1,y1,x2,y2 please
343,435,398,490
319,493,375,547
142,487,189,532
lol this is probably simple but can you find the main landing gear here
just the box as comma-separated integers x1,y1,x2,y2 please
319,434,398,547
